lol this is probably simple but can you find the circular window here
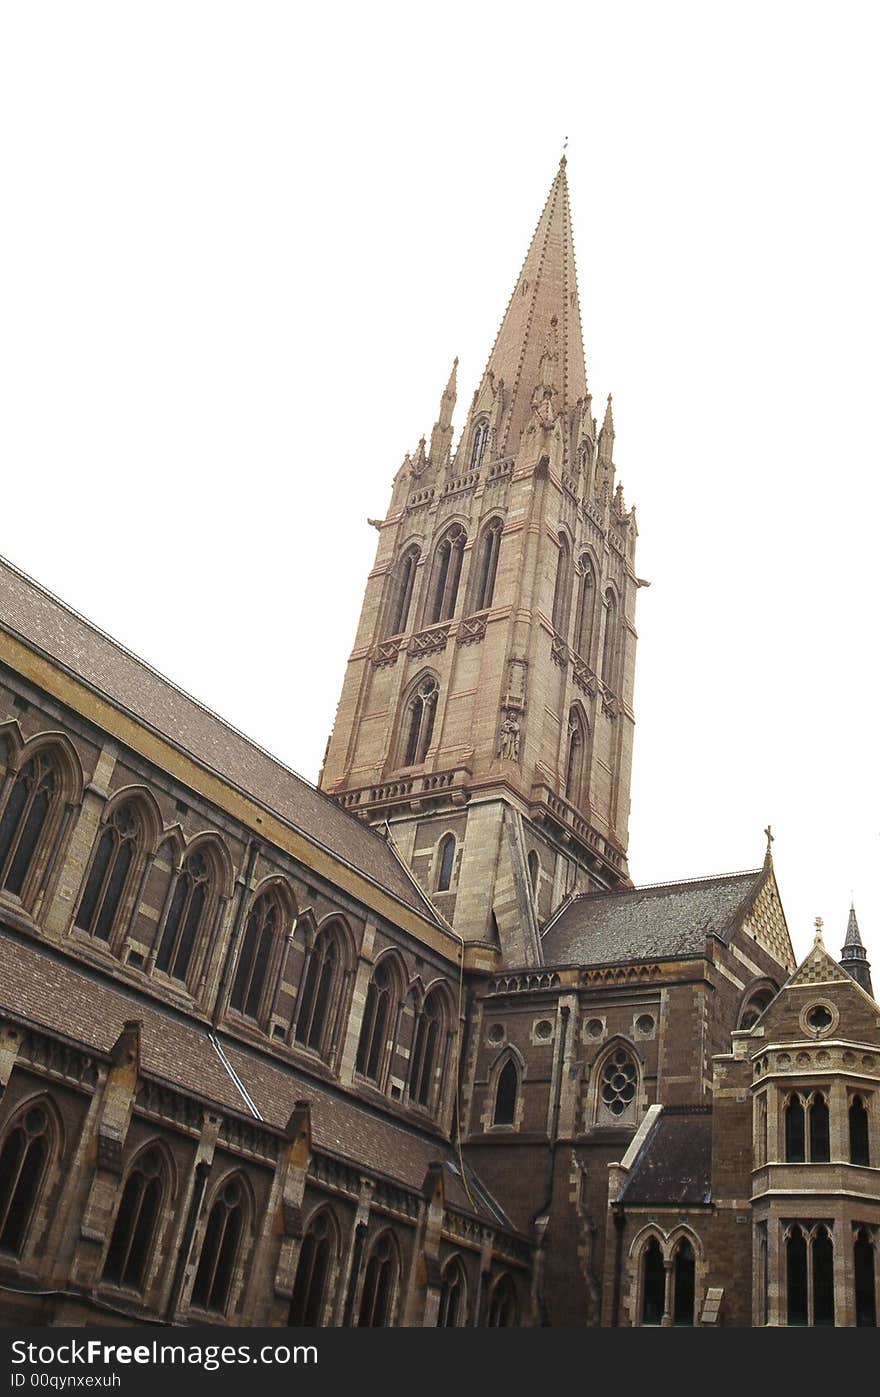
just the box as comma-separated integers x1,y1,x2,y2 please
534,1019,553,1041
586,1018,604,1040
635,1014,655,1036
600,1049,637,1117
801,1001,838,1038
487,1023,505,1045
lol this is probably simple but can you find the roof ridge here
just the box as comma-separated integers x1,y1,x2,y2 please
571,867,762,901
0,551,432,904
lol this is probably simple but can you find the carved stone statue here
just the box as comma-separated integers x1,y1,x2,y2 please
498,712,520,761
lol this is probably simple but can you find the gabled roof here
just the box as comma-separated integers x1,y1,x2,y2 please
0,554,443,925
617,1107,712,1206
0,929,512,1229
541,868,764,968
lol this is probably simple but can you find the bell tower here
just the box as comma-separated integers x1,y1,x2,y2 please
319,158,641,967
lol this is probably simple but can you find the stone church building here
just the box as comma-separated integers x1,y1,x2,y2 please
0,159,877,1328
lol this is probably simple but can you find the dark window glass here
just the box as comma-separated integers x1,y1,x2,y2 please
192,1178,244,1314
786,1226,808,1326
429,528,466,624
103,1147,163,1291
809,1094,830,1162
402,678,439,766
156,851,212,983
231,893,280,1019
574,561,594,659
854,1228,877,1327
602,590,618,686
552,539,571,635
0,754,59,897
388,548,419,637
295,932,341,1056
850,1097,870,1166
409,992,443,1108
488,1274,517,1326
437,835,455,892
0,1107,49,1255
358,1236,395,1327
641,1238,665,1325
77,804,140,942
812,1227,834,1326
600,1049,637,1118
469,420,488,472
438,1260,465,1327
473,520,501,611
356,963,393,1082
289,1215,332,1327
785,1096,805,1162
493,1060,518,1127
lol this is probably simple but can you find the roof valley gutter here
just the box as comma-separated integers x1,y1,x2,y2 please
208,1032,263,1120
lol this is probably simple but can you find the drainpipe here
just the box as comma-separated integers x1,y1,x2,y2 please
165,1160,210,1321
212,839,259,1026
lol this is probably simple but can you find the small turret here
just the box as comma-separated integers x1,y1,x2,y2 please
840,903,874,997
429,357,458,467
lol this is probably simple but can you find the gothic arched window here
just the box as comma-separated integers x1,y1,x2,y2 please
551,536,572,636
469,418,489,472
0,750,62,899
784,1094,806,1163
564,707,587,808
401,676,439,767
230,890,282,1021
103,1146,165,1291
487,1273,517,1326
191,1176,245,1315
809,1093,830,1163
155,847,216,984
786,1225,808,1326
850,1096,870,1167
472,518,502,611
527,850,540,896
428,525,467,624
574,557,595,660
356,959,397,1084
598,1046,638,1120
602,589,618,688
295,924,347,1059
854,1228,877,1327
812,1226,834,1326
358,1233,397,1327
641,1237,665,1325
0,1103,51,1255
493,1059,518,1127
289,1211,334,1327
436,834,455,892
387,546,420,638
409,988,445,1110
75,802,142,942
672,1239,696,1326
438,1257,467,1327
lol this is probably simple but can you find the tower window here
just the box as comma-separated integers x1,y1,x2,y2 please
602,589,618,688
0,1104,50,1255
401,677,439,767
573,558,595,661
469,419,489,472
786,1226,808,1326
564,707,587,808
784,1094,806,1162
551,536,572,636
103,1147,164,1292
428,525,467,624
672,1239,696,1326
493,1059,518,1127
809,1093,830,1163
436,834,455,892
191,1177,245,1315
527,850,540,896
854,1228,877,1327
472,518,502,611
387,546,420,638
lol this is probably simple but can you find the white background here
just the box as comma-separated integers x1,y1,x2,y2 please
1,2,878,973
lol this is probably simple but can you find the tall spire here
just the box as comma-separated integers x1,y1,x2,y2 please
478,156,588,455
840,903,873,997
429,357,458,466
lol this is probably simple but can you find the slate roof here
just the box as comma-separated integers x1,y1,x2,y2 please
541,869,764,968
0,555,439,923
0,929,512,1229
617,1107,713,1206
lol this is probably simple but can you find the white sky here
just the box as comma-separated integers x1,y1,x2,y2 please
2,2,878,975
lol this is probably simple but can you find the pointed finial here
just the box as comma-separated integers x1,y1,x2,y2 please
813,916,824,946
764,824,774,861
560,136,568,166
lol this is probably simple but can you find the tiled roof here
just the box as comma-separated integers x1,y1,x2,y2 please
541,869,764,968
0,929,510,1229
617,1107,712,1206
0,556,439,923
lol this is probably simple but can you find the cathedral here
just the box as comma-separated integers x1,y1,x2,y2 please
0,157,877,1329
